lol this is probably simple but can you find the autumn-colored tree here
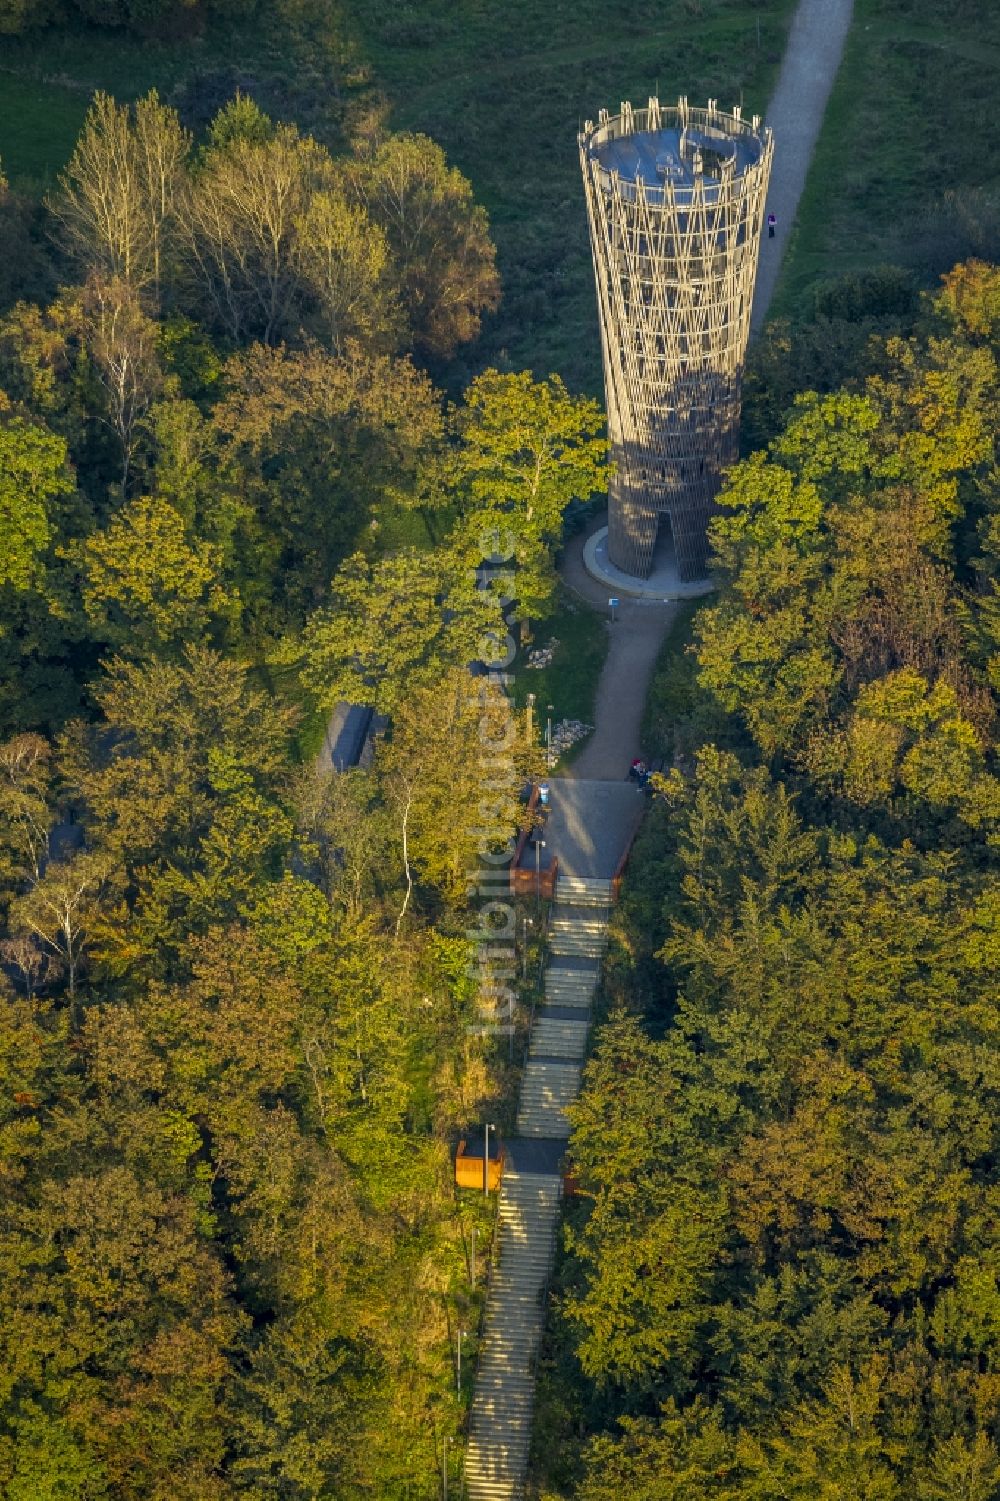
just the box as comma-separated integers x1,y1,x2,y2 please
350,131,500,358
178,98,334,345
375,667,524,918
293,188,401,353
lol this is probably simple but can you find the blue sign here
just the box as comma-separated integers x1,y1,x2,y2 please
608,597,619,608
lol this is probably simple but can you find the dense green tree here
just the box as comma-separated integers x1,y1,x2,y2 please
79,494,232,654
300,547,502,713
212,341,441,621
0,414,75,591
450,369,607,615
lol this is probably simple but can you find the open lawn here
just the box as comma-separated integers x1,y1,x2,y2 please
348,0,797,390
772,0,1000,317
0,1,354,190
509,589,607,766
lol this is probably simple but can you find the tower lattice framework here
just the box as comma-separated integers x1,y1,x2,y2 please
580,97,773,579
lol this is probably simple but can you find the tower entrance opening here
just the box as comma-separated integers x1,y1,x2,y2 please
650,512,676,578
645,512,685,593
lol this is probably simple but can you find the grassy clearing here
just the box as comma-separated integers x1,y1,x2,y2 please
347,0,798,391
0,0,354,190
0,71,91,185
772,0,1000,318
509,588,607,757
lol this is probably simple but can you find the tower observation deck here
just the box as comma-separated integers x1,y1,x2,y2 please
580,97,773,579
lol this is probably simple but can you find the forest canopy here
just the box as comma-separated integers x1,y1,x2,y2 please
536,262,1000,1501
0,84,604,1499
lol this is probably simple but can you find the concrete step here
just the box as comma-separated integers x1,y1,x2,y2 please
555,876,614,907
465,871,615,1501
544,978,597,1001
551,899,609,917
550,909,609,932
546,960,600,978
516,1061,581,1138
541,996,593,1016
529,1017,589,1060
544,987,597,1010
544,969,598,989
548,934,606,959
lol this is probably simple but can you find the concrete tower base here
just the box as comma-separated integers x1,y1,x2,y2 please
583,525,714,601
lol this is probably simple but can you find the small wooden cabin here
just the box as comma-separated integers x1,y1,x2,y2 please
455,1138,504,1191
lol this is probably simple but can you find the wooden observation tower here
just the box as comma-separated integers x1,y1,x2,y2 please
580,97,773,580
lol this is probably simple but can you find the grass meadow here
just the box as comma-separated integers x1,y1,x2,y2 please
0,0,797,392
772,0,1000,316
2,0,999,374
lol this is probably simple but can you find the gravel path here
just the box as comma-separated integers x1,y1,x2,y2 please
751,0,855,330
561,518,675,779
561,0,855,775
543,776,646,876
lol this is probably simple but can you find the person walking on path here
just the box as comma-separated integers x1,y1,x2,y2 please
751,0,855,330
767,211,777,239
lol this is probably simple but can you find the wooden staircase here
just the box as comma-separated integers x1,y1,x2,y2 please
465,877,613,1499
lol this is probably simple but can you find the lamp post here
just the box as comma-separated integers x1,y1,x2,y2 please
522,913,533,979
484,1121,495,1195
456,1329,466,1394
534,838,546,903
442,1435,452,1500
526,690,535,746
546,704,553,767
470,1224,476,1286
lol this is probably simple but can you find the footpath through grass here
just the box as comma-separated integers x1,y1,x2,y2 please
772,0,1000,318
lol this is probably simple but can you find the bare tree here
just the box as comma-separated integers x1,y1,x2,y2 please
49,90,190,302
9,849,111,999
132,90,192,304
81,274,164,493
0,934,61,999
178,123,333,344
0,732,53,888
